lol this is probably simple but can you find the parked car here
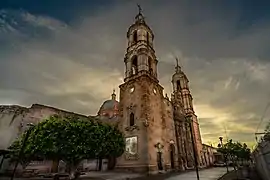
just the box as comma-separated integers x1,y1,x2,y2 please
214,161,226,167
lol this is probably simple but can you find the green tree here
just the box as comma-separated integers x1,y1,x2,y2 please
218,139,251,171
7,134,33,170
9,115,125,179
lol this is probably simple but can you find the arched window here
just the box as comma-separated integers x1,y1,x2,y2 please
148,57,153,75
133,30,137,43
176,80,181,90
130,113,135,126
131,56,138,75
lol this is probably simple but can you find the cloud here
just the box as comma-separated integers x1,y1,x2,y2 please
1,1,270,146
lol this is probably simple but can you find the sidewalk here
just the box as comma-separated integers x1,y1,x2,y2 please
165,167,233,180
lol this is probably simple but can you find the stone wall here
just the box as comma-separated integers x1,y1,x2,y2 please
202,144,216,167
0,104,90,173
117,75,179,173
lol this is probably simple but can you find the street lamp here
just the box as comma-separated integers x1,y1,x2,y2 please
154,142,164,171
11,123,35,180
218,136,229,172
186,115,200,180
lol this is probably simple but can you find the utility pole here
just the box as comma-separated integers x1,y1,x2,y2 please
186,115,200,180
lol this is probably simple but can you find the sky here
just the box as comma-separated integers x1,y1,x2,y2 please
1,0,270,148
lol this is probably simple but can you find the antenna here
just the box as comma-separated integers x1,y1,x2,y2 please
223,123,228,141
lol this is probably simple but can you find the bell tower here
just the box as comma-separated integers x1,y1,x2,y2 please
171,57,203,166
124,5,157,81
117,5,178,173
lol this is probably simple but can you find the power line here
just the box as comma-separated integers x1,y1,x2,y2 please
255,102,270,135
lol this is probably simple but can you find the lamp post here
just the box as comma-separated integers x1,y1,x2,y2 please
218,136,229,172
186,115,200,180
11,123,35,180
154,142,164,171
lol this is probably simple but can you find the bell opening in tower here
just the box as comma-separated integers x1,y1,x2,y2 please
148,57,153,75
133,30,137,43
131,56,138,75
177,80,181,90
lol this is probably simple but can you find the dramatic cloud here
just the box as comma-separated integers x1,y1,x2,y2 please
1,1,270,147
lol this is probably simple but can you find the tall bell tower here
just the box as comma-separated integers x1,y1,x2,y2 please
117,5,178,173
171,58,203,166
124,5,157,81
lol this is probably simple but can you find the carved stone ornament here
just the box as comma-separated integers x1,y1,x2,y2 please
143,118,149,127
125,125,140,131
127,104,136,111
125,153,139,160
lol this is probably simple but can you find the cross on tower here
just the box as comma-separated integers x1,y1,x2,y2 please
137,4,142,14
175,57,179,67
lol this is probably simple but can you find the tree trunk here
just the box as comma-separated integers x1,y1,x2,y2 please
98,158,102,171
69,163,77,180
68,162,80,180
51,159,59,173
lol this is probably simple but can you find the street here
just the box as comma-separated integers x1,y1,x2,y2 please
166,167,232,180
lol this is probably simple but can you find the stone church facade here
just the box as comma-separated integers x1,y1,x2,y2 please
0,9,204,174
112,10,203,173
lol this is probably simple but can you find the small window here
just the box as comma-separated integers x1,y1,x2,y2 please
130,113,135,126
146,32,149,44
133,30,137,42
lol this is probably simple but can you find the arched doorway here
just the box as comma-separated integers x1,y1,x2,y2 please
170,144,175,169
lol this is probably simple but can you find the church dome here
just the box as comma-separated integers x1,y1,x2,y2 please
97,90,119,119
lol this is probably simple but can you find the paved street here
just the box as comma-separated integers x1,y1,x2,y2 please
166,167,232,180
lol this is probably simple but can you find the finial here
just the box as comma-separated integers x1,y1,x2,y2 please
111,89,116,100
175,56,181,73
175,57,179,67
135,4,145,22
137,4,142,15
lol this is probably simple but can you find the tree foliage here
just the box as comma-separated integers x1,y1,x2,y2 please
7,134,33,169
8,115,125,178
217,139,251,169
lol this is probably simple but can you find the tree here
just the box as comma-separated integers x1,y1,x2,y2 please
7,134,33,170
9,115,125,180
217,139,251,171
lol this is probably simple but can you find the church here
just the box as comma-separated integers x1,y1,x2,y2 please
98,8,203,172
0,8,206,174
